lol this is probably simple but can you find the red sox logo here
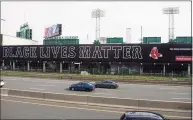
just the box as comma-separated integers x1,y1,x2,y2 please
149,47,163,59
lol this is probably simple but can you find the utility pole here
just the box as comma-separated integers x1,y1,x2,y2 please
141,26,143,43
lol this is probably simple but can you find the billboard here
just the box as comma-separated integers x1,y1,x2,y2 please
16,23,32,39
0,44,192,63
44,24,62,38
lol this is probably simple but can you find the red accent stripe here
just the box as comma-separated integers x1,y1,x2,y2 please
176,56,192,61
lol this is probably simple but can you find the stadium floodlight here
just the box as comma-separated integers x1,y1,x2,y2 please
126,28,131,43
92,9,105,42
163,7,179,42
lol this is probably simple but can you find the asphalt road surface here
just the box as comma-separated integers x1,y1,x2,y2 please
1,96,191,119
1,76,191,102
1,96,120,119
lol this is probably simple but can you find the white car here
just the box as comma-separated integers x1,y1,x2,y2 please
0,80,5,88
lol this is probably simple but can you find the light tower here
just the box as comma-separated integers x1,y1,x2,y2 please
163,7,179,42
126,28,131,43
92,9,105,42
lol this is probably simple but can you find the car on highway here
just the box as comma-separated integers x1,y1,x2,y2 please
69,82,95,92
94,80,118,89
0,79,5,88
120,111,166,120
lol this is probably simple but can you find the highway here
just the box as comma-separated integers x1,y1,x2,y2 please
1,96,120,119
1,76,191,102
1,96,192,119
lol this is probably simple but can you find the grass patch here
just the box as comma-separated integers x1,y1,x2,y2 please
1,70,189,81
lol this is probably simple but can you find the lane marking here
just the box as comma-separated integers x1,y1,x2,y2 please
1,98,191,119
1,94,8,96
29,88,45,91
159,87,177,90
172,98,191,100
36,85,54,87
93,93,112,95
29,81,60,84
170,92,190,95
1,95,190,113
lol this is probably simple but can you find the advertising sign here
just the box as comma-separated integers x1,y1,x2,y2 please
64,36,78,39
175,56,192,62
44,24,62,38
0,44,192,63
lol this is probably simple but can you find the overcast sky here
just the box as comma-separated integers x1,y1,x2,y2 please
1,1,191,44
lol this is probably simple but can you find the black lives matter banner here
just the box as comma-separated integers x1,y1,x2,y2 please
0,44,192,63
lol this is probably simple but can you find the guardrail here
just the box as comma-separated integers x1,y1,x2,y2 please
1,88,191,110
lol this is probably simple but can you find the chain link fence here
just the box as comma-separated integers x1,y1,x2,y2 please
1,61,191,80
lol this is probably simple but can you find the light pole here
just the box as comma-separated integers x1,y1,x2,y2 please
141,26,143,44
1,18,6,34
0,18,5,80
163,7,179,42
126,28,131,43
92,9,105,42
61,25,66,37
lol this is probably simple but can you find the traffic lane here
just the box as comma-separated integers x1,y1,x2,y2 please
3,76,191,92
2,76,191,102
1,97,121,119
3,76,191,88
3,76,191,91
3,76,75,90
1,96,191,119
4,84,191,102
3,77,191,102
3,76,191,102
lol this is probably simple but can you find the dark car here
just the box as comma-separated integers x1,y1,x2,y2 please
69,82,95,92
120,111,166,120
94,80,118,89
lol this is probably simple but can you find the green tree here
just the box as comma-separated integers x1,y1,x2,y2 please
93,40,100,44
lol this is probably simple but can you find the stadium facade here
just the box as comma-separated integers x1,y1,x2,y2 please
1,42,192,77
0,22,192,77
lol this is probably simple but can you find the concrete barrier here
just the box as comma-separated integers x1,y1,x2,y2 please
44,92,65,101
8,89,22,96
87,96,191,110
1,88,8,95
8,89,45,99
63,94,88,102
21,90,45,99
87,96,138,107
138,99,191,110
5,89,191,110
44,92,88,102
